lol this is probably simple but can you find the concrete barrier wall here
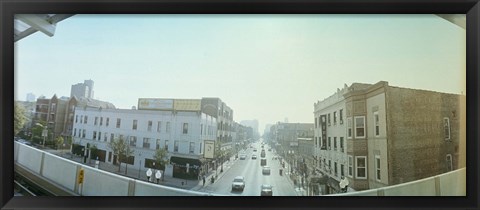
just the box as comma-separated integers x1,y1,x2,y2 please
14,142,466,196
383,177,436,196
81,166,131,196
16,143,43,174
439,168,466,196
14,142,19,162
134,181,209,196
42,152,78,191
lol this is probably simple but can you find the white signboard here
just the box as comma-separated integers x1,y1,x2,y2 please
138,98,174,110
204,140,215,159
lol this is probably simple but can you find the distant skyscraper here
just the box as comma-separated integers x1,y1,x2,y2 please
26,93,36,102
71,79,94,99
240,119,259,137
284,117,289,123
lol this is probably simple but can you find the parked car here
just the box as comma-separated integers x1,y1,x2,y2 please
251,155,257,160
239,154,247,160
231,176,245,191
260,184,273,196
253,149,257,152
262,166,271,175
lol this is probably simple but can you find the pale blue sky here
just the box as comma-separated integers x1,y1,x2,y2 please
14,14,466,133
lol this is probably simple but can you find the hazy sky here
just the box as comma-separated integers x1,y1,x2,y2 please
14,14,466,133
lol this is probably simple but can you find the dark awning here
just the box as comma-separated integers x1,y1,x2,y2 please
327,177,340,191
170,156,202,167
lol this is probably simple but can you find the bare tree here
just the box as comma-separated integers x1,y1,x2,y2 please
153,148,169,180
108,136,129,172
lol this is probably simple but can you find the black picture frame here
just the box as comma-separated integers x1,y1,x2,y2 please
1,0,479,210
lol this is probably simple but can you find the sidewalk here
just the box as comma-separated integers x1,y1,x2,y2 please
48,149,236,191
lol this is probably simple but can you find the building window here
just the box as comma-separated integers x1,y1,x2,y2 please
446,154,453,171
98,132,102,141
166,122,171,133
183,123,188,134
104,132,108,141
157,121,161,133
328,137,331,150
374,112,380,136
339,109,343,124
341,164,345,177
156,139,161,150
110,133,114,142
73,129,77,137
375,155,381,181
347,118,352,138
315,117,318,128
334,137,337,151
201,124,203,135
444,117,451,140
100,117,103,126
340,137,344,152
165,140,169,151
354,116,366,138
147,121,152,132
106,118,110,127
174,141,179,152
84,116,88,124
93,131,97,140
130,136,137,147
334,162,338,177
328,160,332,174
75,115,78,123
189,142,195,154
132,120,137,130
116,118,121,128
82,129,86,138
143,138,150,149
327,113,331,126
333,111,337,125
94,117,98,125
80,115,83,124
348,156,353,177
356,156,367,179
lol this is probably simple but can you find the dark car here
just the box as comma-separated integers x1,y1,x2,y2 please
232,176,245,191
252,155,257,160
262,166,271,175
260,184,273,196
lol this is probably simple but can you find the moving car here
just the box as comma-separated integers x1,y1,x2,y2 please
260,158,267,166
260,150,266,158
251,155,257,160
260,184,273,196
262,166,271,175
239,154,247,160
253,148,257,152
231,176,245,191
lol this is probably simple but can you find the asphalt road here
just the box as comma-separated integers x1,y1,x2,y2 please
197,141,300,196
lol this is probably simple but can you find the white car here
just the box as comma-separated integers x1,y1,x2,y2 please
231,176,245,191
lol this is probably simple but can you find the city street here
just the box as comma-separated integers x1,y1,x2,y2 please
196,141,301,196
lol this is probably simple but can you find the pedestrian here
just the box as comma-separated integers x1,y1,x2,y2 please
202,175,206,186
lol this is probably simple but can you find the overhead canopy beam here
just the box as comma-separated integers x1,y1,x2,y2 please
14,14,74,42
436,14,466,30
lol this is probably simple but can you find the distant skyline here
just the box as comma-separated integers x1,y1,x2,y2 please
15,14,466,133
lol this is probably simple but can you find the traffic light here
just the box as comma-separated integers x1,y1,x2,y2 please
78,169,84,184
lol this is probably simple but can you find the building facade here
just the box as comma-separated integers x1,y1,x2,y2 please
313,81,466,194
72,107,217,179
71,79,94,99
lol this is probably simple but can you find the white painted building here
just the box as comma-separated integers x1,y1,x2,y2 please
314,85,349,194
72,106,217,179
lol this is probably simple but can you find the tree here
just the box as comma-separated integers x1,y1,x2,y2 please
89,144,98,163
108,136,134,173
14,102,27,136
55,136,64,150
153,148,169,180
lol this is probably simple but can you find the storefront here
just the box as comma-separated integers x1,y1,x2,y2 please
170,156,203,180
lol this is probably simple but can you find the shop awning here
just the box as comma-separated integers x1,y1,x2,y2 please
170,156,203,167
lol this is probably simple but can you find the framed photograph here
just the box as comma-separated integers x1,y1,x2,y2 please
1,0,478,210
